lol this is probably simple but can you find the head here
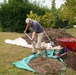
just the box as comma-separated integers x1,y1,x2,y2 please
25,18,32,26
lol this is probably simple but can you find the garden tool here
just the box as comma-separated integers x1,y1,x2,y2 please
24,33,35,44
41,25,54,46
24,32,48,57
44,31,54,46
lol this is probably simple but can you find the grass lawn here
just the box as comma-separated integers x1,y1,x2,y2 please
66,28,76,38
0,32,37,75
0,29,76,75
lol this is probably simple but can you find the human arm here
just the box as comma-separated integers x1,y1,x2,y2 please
24,25,30,33
32,31,36,41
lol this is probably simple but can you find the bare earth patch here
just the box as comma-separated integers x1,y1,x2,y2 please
22,28,74,46
65,55,76,70
29,57,65,75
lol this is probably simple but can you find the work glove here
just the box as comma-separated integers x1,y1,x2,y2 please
24,30,26,34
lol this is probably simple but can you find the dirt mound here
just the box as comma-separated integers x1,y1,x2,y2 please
22,28,74,46
29,57,65,75
65,56,76,70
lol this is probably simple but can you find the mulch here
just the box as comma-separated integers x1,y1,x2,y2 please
22,28,74,46
21,28,76,74
29,57,65,75
65,54,76,70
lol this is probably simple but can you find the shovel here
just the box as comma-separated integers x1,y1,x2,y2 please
24,32,48,57
40,25,54,46
44,31,54,46
25,33,35,44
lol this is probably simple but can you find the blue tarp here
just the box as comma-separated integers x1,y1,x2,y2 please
13,50,64,72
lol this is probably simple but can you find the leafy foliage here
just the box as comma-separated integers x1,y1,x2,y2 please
0,0,76,32
27,11,41,22
27,11,57,28
40,12,56,28
59,0,76,27
0,0,50,32
51,0,56,12
0,2,27,32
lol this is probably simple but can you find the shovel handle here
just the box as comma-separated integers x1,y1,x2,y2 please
25,33,35,44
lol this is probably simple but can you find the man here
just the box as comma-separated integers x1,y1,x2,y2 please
24,18,44,56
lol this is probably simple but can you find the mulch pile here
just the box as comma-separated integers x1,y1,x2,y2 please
22,28,74,46
29,57,65,75
65,55,76,70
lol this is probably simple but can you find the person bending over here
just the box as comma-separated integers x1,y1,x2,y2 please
24,18,44,56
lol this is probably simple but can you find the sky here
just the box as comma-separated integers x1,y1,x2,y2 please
29,0,66,9
0,0,66,9
0,0,8,2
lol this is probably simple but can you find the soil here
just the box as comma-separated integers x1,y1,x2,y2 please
21,28,76,74
22,28,74,46
29,57,65,75
65,54,76,70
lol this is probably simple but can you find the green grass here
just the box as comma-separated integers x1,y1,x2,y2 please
0,32,37,75
0,28,76,75
66,28,76,37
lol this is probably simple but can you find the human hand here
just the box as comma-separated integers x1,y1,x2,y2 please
31,38,34,42
24,30,26,34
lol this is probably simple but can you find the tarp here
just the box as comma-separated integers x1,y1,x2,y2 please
13,50,65,72
5,38,62,49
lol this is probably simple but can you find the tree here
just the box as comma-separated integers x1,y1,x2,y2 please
51,0,56,11
27,11,41,22
8,0,14,3
41,12,56,28
4,0,7,3
59,0,76,27
0,1,27,32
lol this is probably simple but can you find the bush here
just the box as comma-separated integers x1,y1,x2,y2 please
0,2,27,32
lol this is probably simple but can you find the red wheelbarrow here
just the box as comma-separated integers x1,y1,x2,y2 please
56,38,76,57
